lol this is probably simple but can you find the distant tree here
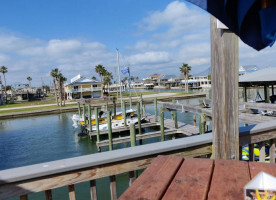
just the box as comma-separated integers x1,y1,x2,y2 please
103,71,113,93
50,68,60,106
91,76,97,81
0,66,8,103
27,76,32,87
56,73,67,106
95,64,106,82
4,85,11,91
179,63,191,92
95,64,107,97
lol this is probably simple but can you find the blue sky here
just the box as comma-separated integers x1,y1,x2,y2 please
0,0,276,86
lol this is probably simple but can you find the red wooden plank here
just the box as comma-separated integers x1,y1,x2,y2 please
119,155,183,200
162,158,214,200
249,162,276,178
208,160,250,200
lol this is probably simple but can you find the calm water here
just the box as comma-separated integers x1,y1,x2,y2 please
0,88,269,199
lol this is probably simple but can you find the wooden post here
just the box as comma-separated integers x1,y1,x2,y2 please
90,180,97,200
78,102,81,116
82,104,86,124
123,100,127,127
107,111,113,151
45,190,53,200
211,15,239,160
270,139,275,163
88,104,92,132
154,97,158,122
193,115,197,126
272,85,274,96
199,114,206,134
109,175,117,200
172,99,178,129
130,123,136,147
137,103,141,135
113,98,116,120
129,97,132,109
68,185,76,200
264,84,269,103
159,107,164,141
243,87,248,102
140,94,143,115
95,107,101,151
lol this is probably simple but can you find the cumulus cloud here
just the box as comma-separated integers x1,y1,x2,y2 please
128,51,171,65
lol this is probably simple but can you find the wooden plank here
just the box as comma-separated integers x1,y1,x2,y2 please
119,155,183,200
249,162,276,178
109,175,117,200
208,160,250,200
90,180,97,200
45,190,53,200
162,158,214,200
68,185,76,200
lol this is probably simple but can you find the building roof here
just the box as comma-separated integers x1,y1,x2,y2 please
66,76,101,86
160,75,176,80
148,74,164,80
239,65,258,74
239,67,276,86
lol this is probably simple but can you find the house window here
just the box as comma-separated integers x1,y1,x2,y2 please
93,85,98,88
74,86,78,90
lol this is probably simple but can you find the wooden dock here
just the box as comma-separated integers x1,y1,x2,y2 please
95,114,200,149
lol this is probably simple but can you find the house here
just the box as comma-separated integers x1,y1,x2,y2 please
159,75,181,87
65,75,102,100
143,74,165,86
10,84,44,101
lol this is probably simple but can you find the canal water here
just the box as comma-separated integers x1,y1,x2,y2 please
0,88,270,199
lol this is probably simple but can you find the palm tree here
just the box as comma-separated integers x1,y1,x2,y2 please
95,64,106,82
95,64,107,97
50,68,60,106
0,74,3,104
103,71,113,94
91,76,97,81
27,76,32,87
179,63,191,92
57,73,67,106
0,66,8,103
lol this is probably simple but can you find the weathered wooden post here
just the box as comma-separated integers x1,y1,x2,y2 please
129,97,132,109
82,104,86,124
264,84,269,103
159,107,164,141
211,16,239,160
107,111,113,151
199,114,206,134
136,103,142,135
140,94,143,115
130,123,136,147
243,86,248,102
129,123,137,185
113,98,116,120
95,107,100,151
123,100,127,127
193,115,197,126
172,99,178,129
154,97,158,122
78,102,81,116
88,104,92,132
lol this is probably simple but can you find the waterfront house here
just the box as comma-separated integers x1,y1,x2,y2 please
143,74,165,86
181,76,211,88
65,74,102,100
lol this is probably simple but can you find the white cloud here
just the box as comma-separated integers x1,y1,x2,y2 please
128,51,170,65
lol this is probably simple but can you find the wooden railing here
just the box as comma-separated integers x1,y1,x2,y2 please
0,120,276,200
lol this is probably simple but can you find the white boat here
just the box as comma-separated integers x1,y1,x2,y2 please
72,109,136,128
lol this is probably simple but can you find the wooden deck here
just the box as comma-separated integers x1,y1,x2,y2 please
119,155,276,200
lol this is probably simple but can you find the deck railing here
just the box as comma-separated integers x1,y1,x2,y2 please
0,120,276,200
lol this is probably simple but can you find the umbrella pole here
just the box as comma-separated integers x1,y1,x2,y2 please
210,16,239,160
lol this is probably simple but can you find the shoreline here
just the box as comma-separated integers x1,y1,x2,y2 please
0,93,206,119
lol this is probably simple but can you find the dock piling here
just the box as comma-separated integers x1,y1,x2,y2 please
137,103,141,135
107,111,113,151
113,98,116,120
160,107,165,141
154,97,158,122
199,114,206,134
140,94,143,116
123,100,127,127
82,104,86,124
193,115,197,126
172,99,178,129
78,102,81,116
95,107,100,151
130,123,136,147
88,105,92,132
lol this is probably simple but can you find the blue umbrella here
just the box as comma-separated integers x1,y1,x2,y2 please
186,0,276,51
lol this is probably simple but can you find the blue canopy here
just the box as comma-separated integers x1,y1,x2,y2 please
186,0,276,51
